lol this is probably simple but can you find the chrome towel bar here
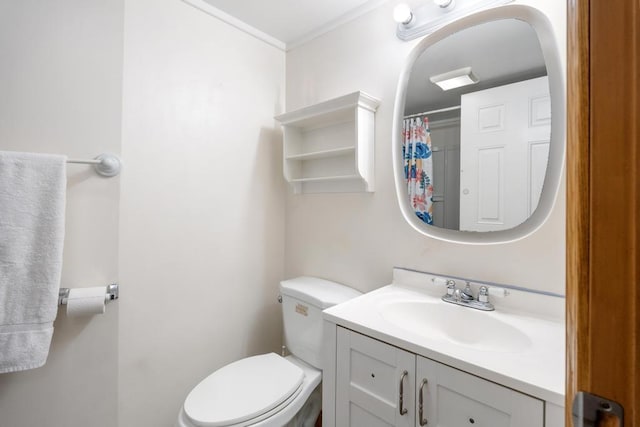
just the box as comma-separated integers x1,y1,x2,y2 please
66,153,121,177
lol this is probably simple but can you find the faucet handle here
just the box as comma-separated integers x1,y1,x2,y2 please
445,279,456,296
433,277,450,286
488,287,509,298
478,286,490,303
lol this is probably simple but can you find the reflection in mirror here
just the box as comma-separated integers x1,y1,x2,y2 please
402,19,549,232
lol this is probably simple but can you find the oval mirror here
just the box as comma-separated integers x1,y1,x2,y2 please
392,5,565,244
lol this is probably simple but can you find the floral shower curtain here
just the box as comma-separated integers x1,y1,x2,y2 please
402,116,433,224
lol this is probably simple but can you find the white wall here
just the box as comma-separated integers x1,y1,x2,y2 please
0,1,123,426
284,0,566,295
118,1,286,426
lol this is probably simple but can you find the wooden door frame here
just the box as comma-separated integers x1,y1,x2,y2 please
567,0,639,425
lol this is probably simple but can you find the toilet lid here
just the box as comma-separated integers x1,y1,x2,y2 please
184,353,305,427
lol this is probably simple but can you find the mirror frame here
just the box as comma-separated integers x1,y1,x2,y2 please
392,5,565,245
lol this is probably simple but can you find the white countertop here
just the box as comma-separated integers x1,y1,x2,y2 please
323,283,565,406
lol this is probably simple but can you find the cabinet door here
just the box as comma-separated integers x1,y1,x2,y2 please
336,327,415,427
415,356,544,427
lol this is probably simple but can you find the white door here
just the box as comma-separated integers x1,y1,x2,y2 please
432,148,446,228
335,327,415,427
459,76,551,231
431,147,461,229
430,120,461,229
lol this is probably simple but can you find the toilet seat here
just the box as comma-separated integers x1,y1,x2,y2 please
183,353,305,427
178,356,323,427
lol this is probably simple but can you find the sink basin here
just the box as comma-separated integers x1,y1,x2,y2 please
379,300,532,352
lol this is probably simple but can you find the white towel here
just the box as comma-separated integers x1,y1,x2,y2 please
0,151,66,373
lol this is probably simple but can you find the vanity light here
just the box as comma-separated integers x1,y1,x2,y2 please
393,3,414,25
395,0,514,41
430,67,479,91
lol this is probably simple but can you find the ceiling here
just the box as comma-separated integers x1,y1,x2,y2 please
193,3,547,107
405,19,547,115
200,0,388,46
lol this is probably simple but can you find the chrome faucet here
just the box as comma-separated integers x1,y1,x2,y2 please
440,279,494,311
460,282,475,301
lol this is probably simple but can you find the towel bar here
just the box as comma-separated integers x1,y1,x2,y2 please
66,153,121,177
58,283,119,306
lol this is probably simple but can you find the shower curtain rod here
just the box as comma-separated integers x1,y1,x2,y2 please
404,105,461,119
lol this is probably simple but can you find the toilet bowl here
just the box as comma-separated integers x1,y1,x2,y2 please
176,277,362,427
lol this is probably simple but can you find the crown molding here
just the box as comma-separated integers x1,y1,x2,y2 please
286,0,390,51
182,0,390,52
181,0,287,51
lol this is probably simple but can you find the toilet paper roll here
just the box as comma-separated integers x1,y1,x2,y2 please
66,287,106,317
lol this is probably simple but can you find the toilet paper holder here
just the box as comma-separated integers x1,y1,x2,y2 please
58,283,119,306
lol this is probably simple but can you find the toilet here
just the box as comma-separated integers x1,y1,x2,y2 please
176,277,362,427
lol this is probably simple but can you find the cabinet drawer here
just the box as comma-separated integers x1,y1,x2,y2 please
336,327,415,427
348,334,401,403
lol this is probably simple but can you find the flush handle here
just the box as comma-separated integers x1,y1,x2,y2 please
398,370,408,416
418,378,429,426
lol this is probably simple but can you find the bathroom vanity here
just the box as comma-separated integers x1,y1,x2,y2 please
321,268,565,427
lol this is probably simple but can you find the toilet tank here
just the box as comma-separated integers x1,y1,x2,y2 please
280,277,362,369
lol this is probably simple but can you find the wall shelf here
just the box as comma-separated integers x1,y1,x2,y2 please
275,91,379,194
289,174,361,183
285,146,355,161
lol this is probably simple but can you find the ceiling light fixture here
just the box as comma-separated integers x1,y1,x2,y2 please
395,0,514,41
429,67,479,91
